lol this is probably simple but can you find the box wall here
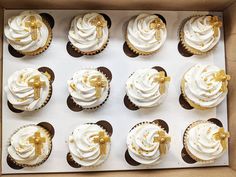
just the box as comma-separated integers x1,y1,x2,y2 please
224,1,236,171
0,0,235,10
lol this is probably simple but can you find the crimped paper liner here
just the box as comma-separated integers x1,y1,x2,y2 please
183,120,222,164
20,19,53,56
179,15,219,55
69,68,111,110
70,36,109,56
68,123,111,168
126,68,169,109
128,121,170,164
7,124,53,168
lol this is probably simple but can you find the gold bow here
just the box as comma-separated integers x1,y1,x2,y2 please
149,18,165,40
90,15,107,39
28,75,46,100
153,71,171,94
209,16,222,37
29,131,46,156
89,76,107,98
25,16,42,41
214,70,230,92
153,130,171,155
93,131,110,155
213,128,230,150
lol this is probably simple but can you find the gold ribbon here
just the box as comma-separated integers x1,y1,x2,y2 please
213,127,230,150
214,70,230,92
209,16,222,38
149,18,165,40
93,131,110,155
25,16,42,41
90,15,107,39
153,130,171,155
89,76,107,98
153,71,171,94
29,131,46,156
28,75,46,100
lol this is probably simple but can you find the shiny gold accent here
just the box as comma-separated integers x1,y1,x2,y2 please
28,76,46,100
93,131,110,155
89,76,107,98
209,16,222,38
214,70,230,92
153,130,171,155
70,83,77,91
149,18,165,40
25,16,42,41
153,71,170,94
214,128,230,150
29,131,46,156
43,71,51,80
90,15,107,39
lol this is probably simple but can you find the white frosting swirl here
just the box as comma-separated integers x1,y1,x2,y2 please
68,124,111,167
5,68,50,111
127,123,170,165
67,69,109,109
185,122,226,161
68,13,109,52
183,16,220,52
183,64,227,108
4,11,49,53
126,68,169,108
127,13,167,53
8,125,51,166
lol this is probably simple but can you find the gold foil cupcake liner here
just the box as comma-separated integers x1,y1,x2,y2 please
179,15,218,55
7,124,53,168
70,36,109,56
20,20,53,56
68,123,111,168
183,120,217,164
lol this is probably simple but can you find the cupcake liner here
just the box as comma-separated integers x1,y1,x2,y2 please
178,15,218,55
68,123,111,168
36,82,53,111
69,68,111,111
7,124,53,168
183,120,216,164
20,19,53,56
180,77,209,110
70,37,109,56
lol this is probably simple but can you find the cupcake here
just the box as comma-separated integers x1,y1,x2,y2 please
68,123,111,167
7,124,52,167
67,68,111,110
5,68,53,112
181,64,230,109
125,68,170,108
127,122,171,165
179,15,222,55
126,13,167,55
184,120,229,163
4,11,52,56
68,13,109,55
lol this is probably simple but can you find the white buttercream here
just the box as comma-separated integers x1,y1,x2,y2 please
4,11,49,53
